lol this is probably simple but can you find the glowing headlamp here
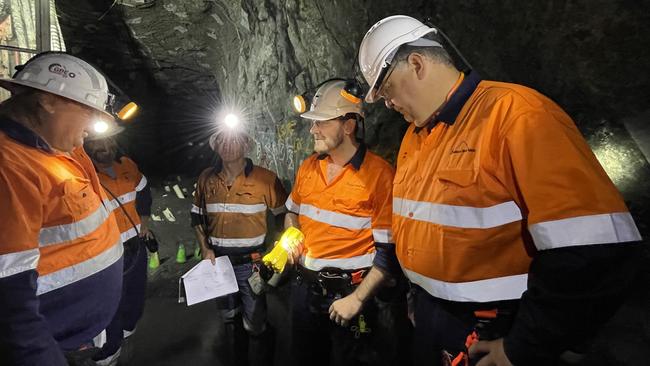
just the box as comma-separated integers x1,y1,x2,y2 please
293,95,307,114
117,102,139,121
93,120,109,134
224,113,240,129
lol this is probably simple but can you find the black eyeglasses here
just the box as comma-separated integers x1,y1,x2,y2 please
373,63,397,100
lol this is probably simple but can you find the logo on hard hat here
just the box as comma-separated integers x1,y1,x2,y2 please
48,63,76,78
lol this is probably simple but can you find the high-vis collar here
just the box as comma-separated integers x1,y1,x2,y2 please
415,71,482,133
317,143,368,171
0,117,52,153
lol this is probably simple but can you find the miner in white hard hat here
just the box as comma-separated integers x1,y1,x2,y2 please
0,51,124,365
358,15,642,366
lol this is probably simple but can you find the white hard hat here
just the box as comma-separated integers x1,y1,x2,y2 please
0,52,113,116
359,15,439,103
301,80,364,121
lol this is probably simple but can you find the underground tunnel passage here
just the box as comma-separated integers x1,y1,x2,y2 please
0,0,649,365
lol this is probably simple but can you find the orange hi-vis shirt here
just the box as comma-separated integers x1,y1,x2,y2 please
192,159,287,255
0,119,123,355
393,72,641,303
97,157,148,243
286,145,395,271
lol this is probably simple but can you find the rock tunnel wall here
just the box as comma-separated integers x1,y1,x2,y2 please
55,0,650,235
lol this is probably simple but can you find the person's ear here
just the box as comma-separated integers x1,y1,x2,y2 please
37,93,59,114
343,118,356,136
407,52,428,81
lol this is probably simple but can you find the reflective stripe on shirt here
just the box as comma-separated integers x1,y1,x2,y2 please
285,196,300,213
39,201,115,247
372,229,394,244
530,212,641,250
205,203,267,214
404,268,528,302
300,253,375,271
300,203,372,230
37,239,123,295
209,234,265,248
135,176,147,192
393,197,522,229
0,248,40,278
120,224,141,243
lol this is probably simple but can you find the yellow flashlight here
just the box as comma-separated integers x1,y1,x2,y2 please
262,227,305,273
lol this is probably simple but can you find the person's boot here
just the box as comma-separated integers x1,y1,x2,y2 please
224,315,249,366
248,326,274,366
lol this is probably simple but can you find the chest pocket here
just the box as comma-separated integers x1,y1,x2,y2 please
436,169,478,201
61,178,99,221
332,182,371,212
236,185,264,205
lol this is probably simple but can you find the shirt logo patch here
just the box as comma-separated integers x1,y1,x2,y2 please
450,141,475,154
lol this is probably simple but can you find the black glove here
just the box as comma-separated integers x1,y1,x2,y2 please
141,230,159,253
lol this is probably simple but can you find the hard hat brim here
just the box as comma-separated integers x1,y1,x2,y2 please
0,77,113,118
300,110,343,121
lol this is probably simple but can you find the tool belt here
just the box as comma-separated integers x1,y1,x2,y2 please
298,265,368,297
227,251,263,266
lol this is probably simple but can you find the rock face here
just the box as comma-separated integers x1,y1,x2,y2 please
55,0,650,223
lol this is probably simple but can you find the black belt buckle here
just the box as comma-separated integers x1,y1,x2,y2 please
317,270,352,296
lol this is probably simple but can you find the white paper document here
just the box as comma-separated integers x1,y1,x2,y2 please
178,257,239,306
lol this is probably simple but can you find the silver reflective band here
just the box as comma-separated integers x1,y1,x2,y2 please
0,248,40,278
39,203,114,247
93,329,107,348
112,191,136,207
372,229,394,243
209,234,266,248
120,224,141,243
191,204,203,215
403,268,528,302
270,205,287,216
285,196,300,214
135,176,148,192
205,203,267,214
123,327,136,338
530,212,641,250
301,253,375,271
300,204,372,230
393,198,522,229
37,239,123,295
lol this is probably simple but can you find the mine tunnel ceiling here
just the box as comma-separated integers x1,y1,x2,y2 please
54,0,650,212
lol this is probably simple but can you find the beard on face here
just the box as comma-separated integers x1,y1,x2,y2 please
313,128,344,154
89,148,116,165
